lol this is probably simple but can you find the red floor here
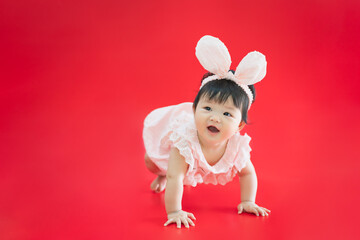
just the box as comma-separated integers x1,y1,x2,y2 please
1,1,360,239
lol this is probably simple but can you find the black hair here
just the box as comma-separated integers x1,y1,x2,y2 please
193,70,256,124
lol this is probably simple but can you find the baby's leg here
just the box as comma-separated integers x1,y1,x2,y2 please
144,153,167,193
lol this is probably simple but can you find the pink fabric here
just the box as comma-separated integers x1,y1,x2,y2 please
143,102,252,187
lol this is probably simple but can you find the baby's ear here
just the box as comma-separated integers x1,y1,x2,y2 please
238,121,246,131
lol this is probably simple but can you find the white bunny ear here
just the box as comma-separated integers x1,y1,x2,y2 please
234,51,267,85
195,35,231,78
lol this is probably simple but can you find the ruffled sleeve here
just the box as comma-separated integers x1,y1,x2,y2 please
161,111,198,174
233,133,252,172
143,102,197,175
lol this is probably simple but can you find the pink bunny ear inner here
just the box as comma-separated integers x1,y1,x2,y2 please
195,35,231,78
234,51,267,85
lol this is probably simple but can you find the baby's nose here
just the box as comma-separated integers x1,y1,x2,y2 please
210,115,220,123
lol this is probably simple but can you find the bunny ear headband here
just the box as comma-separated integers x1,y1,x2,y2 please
195,35,267,110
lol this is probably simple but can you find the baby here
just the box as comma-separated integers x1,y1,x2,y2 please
143,35,270,228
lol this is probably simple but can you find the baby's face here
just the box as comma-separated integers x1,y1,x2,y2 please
194,97,242,146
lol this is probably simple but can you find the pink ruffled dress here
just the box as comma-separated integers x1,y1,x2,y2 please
143,102,252,187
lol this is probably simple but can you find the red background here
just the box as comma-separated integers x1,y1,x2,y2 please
1,0,360,239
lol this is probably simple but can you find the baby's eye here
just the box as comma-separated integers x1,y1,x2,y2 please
224,112,232,117
204,107,211,111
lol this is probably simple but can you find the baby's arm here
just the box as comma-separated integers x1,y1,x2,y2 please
237,160,271,216
163,147,196,228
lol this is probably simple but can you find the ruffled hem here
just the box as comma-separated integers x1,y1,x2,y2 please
184,167,240,187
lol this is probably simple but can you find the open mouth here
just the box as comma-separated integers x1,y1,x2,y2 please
207,126,220,133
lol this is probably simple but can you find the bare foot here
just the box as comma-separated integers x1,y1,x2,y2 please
150,175,167,193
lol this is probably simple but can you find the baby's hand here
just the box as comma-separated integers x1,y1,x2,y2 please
164,210,196,228
237,201,271,217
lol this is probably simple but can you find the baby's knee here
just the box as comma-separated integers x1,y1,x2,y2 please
144,153,163,175
144,153,151,166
